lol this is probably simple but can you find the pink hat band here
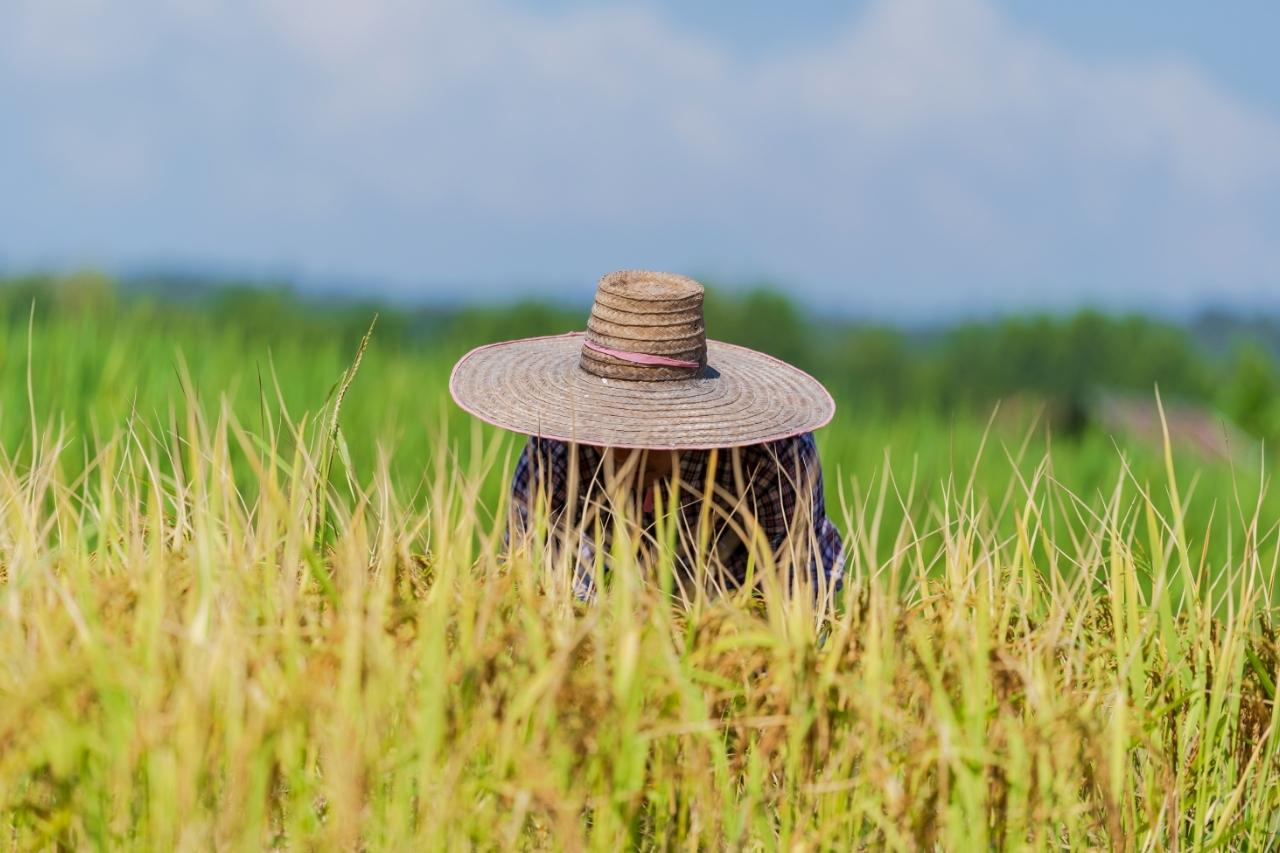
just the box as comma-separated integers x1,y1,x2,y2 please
581,339,701,370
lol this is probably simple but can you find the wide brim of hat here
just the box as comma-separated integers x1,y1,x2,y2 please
449,332,835,450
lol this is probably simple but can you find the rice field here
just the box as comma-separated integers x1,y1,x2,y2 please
3,289,1280,847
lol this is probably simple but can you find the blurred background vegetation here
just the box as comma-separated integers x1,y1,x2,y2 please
5,271,1278,442
3,270,1279,574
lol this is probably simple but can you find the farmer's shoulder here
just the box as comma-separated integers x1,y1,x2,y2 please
744,432,818,465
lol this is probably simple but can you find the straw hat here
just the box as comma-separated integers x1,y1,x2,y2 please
449,270,835,449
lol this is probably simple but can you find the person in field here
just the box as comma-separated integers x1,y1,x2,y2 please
449,270,844,600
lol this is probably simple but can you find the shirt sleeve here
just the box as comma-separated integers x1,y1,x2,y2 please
508,437,536,540
747,433,845,592
508,436,567,540
507,437,600,601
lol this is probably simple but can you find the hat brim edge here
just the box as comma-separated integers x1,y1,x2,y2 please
448,332,836,450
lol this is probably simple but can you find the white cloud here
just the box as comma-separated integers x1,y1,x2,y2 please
1,0,1278,316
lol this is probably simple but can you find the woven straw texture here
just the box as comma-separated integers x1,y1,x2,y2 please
449,271,835,449
581,270,708,381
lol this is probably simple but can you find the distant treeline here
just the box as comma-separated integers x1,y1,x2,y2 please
4,272,1280,443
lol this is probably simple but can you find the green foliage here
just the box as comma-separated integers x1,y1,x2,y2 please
2,272,1279,569
3,273,1280,846
902,311,1213,412
704,287,817,370
2,331,1280,847
9,273,1273,433
1221,341,1280,445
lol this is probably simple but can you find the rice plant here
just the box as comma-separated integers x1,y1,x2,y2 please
2,360,1279,848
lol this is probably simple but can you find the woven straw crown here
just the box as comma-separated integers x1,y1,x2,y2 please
581,271,707,381
449,270,835,450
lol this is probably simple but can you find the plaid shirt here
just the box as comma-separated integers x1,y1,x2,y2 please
508,432,844,599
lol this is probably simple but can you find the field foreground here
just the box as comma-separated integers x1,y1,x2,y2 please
3,394,1280,849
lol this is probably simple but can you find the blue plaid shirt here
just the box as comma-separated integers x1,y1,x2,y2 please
508,433,844,598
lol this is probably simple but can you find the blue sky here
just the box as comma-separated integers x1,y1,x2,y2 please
2,0,1278,318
